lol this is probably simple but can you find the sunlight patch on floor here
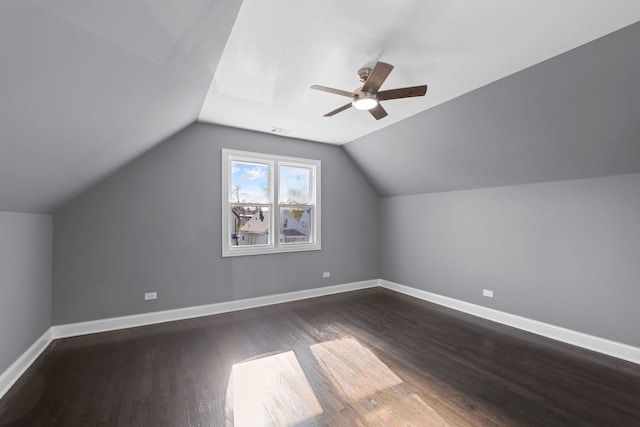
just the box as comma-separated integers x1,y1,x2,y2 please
310,337,403,400
228,350,323,427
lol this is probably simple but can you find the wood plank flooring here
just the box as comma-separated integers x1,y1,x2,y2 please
1,287,639,426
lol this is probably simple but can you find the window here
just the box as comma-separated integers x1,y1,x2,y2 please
222,149,321,257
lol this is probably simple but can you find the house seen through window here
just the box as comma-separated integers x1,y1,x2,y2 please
222,149,321,257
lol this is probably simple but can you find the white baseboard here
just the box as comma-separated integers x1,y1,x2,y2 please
1,280,378,400
3,278,639,401
0,329,53,399
52,280,378,339
379,279,640,365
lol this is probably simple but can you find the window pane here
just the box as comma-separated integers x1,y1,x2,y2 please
231,206,270,246
279,166,310,204
231,161,269,204
280,208,311,244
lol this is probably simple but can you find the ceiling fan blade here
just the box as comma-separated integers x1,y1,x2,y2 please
369,104,388,120
311,85,353,98
362,62,394,93
324,102,352,117
377,85,428,101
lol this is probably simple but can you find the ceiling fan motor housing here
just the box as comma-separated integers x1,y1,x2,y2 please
357,67,372,82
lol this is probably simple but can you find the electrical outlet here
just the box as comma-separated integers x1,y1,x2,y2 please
483,289,494,298
323,272,331,278
144,292,157,301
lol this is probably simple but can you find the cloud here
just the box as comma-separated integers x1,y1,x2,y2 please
287,189,303,198
242,167,266,181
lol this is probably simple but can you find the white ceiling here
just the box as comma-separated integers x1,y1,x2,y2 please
198,0,640,144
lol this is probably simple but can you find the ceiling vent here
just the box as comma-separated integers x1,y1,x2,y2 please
271,127,292,136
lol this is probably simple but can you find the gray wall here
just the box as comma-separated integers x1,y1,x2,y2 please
380,173,640,347
53,123,379,324
0,212,52,374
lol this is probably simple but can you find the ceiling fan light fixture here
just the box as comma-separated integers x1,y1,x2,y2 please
352,93,378,110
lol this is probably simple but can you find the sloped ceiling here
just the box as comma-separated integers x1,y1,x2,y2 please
1,1,639,213
344,22,640,197
0,0,241,213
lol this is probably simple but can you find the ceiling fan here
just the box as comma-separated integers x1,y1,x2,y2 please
311,61,428,120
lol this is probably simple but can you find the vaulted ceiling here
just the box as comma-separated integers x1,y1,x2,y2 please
1,0,242,213
199,0,640,145
1,1,640,213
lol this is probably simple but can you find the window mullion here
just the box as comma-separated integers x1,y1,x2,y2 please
273,160,280,249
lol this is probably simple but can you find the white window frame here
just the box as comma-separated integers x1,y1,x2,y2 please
222,148,321,257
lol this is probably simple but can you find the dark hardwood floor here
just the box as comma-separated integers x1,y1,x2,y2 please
1,287,639,426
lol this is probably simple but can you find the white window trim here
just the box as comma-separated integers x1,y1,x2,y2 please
222,148,321,257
